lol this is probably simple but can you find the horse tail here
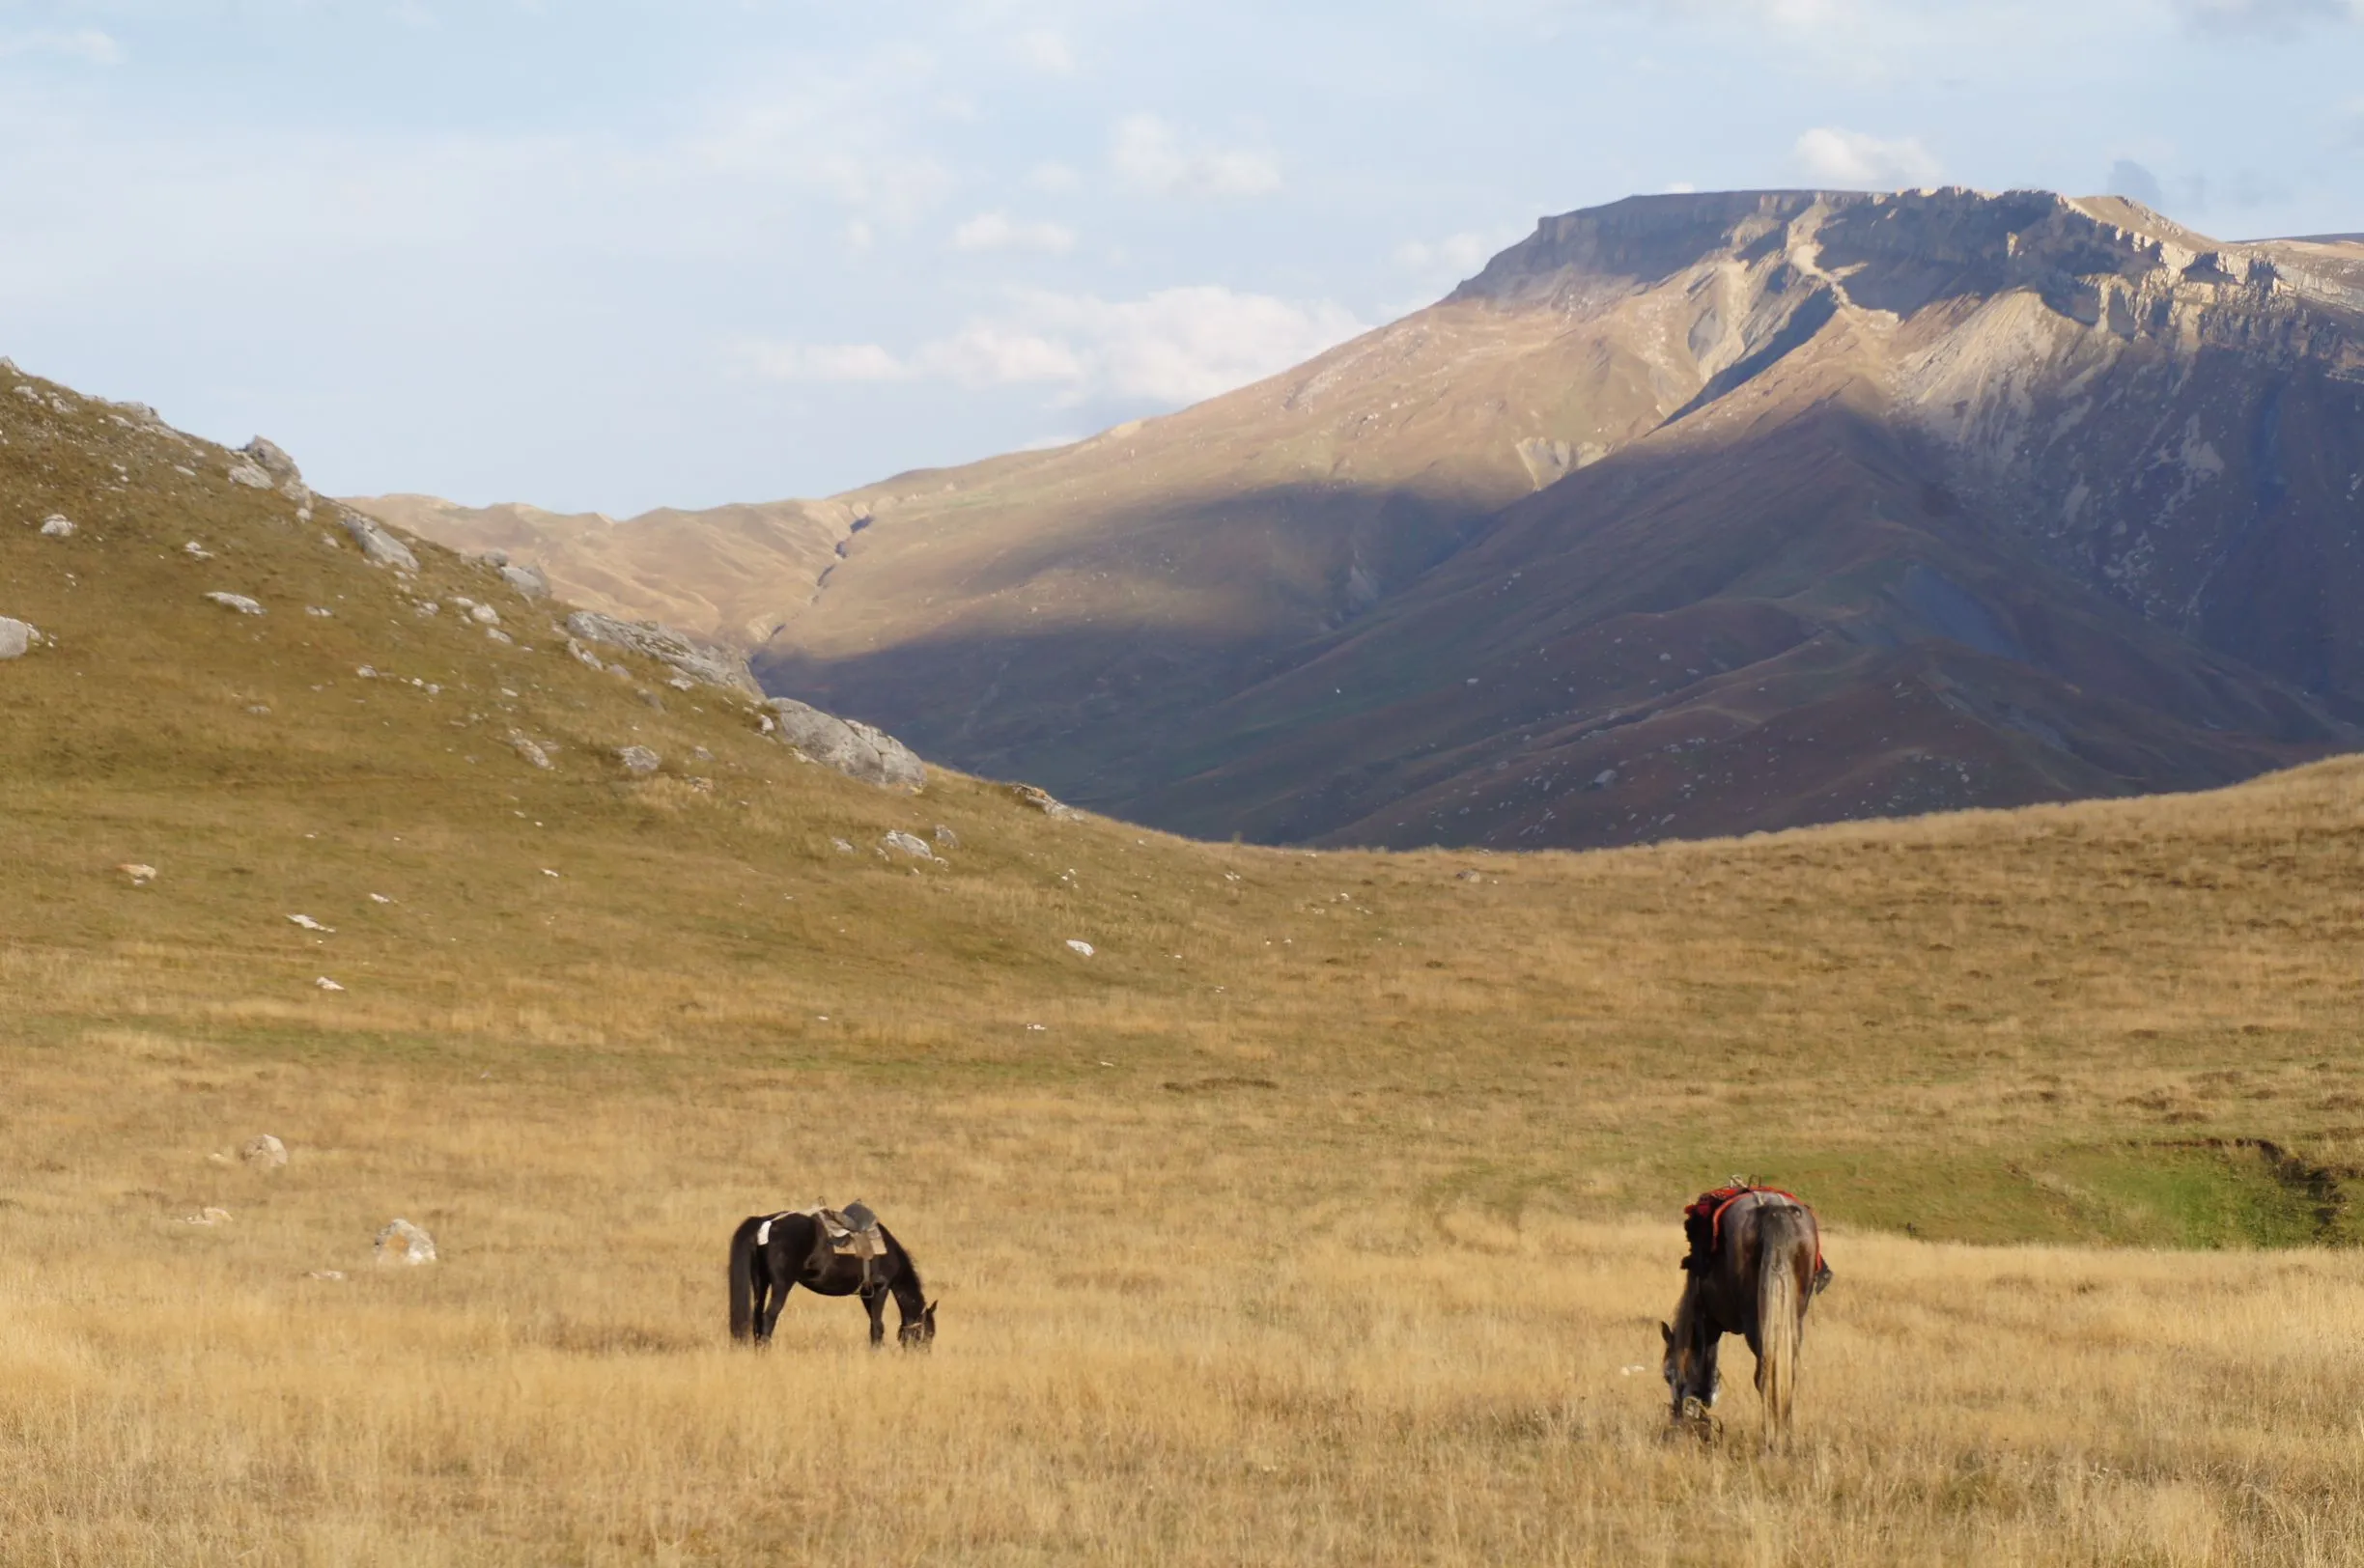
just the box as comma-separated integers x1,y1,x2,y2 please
728,1215,764,1341
1755,1206,1810,1441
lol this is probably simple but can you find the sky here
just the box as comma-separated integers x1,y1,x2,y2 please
0,0,2359,514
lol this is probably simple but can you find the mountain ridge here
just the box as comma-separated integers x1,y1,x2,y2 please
354,186,2364,849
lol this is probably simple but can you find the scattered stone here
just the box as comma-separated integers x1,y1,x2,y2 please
1009,783,1081,820
508,732,553,770
183,540,213,560
307,1270,347,1282
830,837,856,854
691,745,713,762
181,1207,234,1225
38,514,72,538
932,824,961,850
338,509,420,573
564,610,759,694
1455,869,1482,882
1590,769,1618,790
618,744,661,775
477,548,510,568
240,1134,289,1170
498,562,549,598
369,893,394,904
226,460,274,489
881,829,934,859
205,592,265,615
485,628,514,645
288,913,335,933
567,638,605,671
375,1218,437,1266
768,698,926,791
1066,939,1095,958
306,606,333,618
0,617,37,659
117,862,157,884
356,665,378,679
666,675,693,691
245,704,270,716
315,976,346,993
469,602,500,626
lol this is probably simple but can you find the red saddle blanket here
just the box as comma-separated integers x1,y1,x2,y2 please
1683,1185,1826,1275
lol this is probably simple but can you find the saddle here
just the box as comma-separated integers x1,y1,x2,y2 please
754,1201,889,1287
1681,1180,1828,1287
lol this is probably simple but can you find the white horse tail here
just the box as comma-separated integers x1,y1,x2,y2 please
1755,1206,1810,1442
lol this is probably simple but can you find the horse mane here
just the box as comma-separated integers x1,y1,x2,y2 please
882,1222,925,1304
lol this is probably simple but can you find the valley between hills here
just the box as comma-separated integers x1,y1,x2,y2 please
4,312,2364,1559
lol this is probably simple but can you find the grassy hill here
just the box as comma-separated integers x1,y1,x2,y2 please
8,362,2364,1560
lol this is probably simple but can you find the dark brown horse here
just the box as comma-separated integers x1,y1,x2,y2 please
728,1209,936,1349
1661,1186,1830,1444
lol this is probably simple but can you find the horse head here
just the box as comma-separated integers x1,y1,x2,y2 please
899,1299,938,1349
1660,1319,1721,1423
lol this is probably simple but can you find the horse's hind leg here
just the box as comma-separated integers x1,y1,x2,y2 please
755,1272,792,1345
862,1285,886,1349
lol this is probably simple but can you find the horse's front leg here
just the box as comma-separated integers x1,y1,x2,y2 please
862,1284,886,1349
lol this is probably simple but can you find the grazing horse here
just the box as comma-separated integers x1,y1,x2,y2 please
728,1209,937,1349
1661,1184,1831,1444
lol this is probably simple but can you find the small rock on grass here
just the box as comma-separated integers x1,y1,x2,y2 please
117,862,157,884
881,830,934,859
240,1134,288,1169
617,744,661,776
315,976,346,993
287,913,334,933
39,514,73,538
204,592,265,615
0,617,37,659
1066,939,1095,958
375,1218,436,1266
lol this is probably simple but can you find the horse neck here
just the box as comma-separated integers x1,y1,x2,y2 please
884,1228,925,1314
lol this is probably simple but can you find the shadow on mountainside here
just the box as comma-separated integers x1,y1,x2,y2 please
756,401,2358,852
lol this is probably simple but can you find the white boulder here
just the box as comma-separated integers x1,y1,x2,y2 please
617,744,661,775
338,509,420,573
881,830,934,859
205,592,265,615
39,514,72,538
0,617,37,659
375,1218,436,1266
769,698,926,791
240,1134,289,1170
498,562,549,598
563,610,759,695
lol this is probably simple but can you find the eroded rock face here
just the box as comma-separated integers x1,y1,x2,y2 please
769,697,926,790
564,610,759,695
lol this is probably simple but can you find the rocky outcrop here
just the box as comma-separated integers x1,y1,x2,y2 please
499,562,550,598
564,610,759,695
770,698,926,790
880,829,934,858
338,508,420,573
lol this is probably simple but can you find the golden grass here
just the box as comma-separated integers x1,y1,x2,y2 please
9,1043,2364,1565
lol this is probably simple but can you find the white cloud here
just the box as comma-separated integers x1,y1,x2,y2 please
1028,160,1083,193
1394,232,1499,276
2176,0,2363,29
953,210,1078,253
741,285,1365,407
1109,114,1281,199
1014,27,1077,73
1793,126,1941,187
0,28,123,65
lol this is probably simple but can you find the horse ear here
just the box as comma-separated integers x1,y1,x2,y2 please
1660,1322,1673,1346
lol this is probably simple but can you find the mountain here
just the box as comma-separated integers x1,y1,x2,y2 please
356,187,2364,849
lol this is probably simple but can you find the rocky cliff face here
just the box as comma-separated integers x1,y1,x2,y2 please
355,189,2364,850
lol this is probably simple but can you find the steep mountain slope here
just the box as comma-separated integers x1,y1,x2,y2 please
364,188,2364,848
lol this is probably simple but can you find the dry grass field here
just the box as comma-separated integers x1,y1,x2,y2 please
5,370,2364,1561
